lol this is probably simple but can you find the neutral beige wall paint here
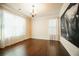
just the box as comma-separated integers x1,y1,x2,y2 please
0,6,3,47
59,3,79,56
59,3,70,17
27,17,32,38
32,16,59,40
32,17,49,40
0,6,30,48
57,17,60,41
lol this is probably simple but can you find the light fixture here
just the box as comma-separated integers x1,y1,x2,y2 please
31,4,36,17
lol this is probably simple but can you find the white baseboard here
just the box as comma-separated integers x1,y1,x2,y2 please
32,37,49,40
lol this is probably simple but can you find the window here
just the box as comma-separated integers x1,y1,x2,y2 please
49,19,57,35
3,10,26,39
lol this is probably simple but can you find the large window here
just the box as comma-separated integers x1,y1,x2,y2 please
49,19,58,40
49,19,57,35
3,10,26,39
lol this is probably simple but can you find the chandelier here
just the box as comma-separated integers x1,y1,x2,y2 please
31,4,36,17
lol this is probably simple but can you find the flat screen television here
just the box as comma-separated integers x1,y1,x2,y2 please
61,3,79,47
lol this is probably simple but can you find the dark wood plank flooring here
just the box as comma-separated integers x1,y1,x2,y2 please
0,39,70,56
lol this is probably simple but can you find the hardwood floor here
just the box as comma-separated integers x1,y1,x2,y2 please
0,39,70,56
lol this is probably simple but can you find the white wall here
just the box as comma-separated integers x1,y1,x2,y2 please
32,17,49,40
0,6,3,47
60,3,79,56
32,16,59,40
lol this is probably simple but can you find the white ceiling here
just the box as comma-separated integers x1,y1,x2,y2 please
1,3,63,18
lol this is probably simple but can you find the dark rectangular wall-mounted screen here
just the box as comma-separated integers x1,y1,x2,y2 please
61,3,79,47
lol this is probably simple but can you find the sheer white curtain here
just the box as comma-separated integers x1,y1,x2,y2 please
49,19,57,35
3,10,26,39
49,19,57,40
